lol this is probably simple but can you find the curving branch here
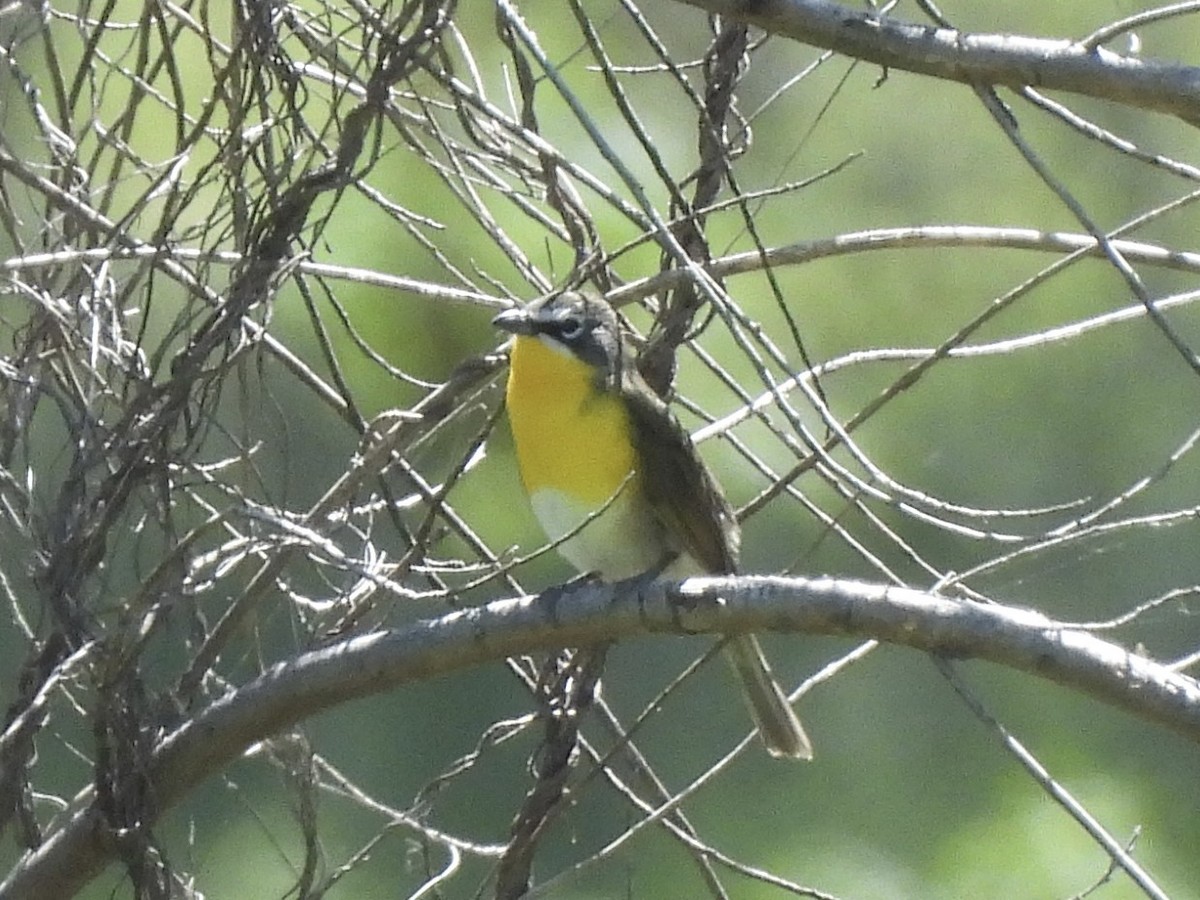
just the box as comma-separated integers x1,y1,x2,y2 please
611,226,1200,303
672,0,1200,125
3,575,1197,900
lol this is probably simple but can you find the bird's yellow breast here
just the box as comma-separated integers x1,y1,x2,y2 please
504,334,636,503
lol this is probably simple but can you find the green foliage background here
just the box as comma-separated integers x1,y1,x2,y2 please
2,1,1200,897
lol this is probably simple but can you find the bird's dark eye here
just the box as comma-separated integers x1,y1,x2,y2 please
557,316,585,341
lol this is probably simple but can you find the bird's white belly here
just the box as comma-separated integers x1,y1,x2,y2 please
529,485,667,581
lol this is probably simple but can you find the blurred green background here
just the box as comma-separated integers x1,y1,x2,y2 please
2,1,1200,897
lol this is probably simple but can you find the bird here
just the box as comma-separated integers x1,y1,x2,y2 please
493,290,812,760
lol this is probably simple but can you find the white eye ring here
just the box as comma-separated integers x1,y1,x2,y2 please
558,316,585,341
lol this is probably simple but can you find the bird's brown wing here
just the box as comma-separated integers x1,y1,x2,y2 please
621,372,740,575
623,366,812,759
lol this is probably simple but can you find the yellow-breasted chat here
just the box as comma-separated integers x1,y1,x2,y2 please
493,290,812,760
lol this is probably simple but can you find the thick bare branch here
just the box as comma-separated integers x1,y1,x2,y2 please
671,0,1200,125
3,574,1196,900
4,0,1200,895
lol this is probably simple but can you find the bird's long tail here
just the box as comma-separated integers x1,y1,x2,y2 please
723,634,813,760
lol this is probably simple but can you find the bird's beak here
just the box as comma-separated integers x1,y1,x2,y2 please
492,306,536,336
